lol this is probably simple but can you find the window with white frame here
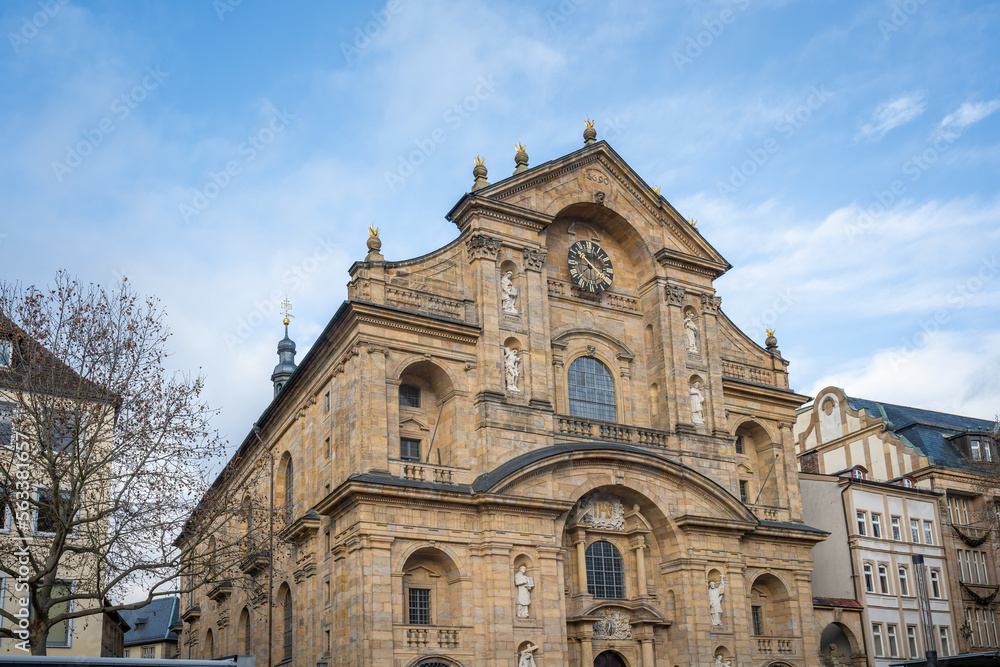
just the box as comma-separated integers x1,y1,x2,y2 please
0,402,14,451
857,511,867,536
907,625,918,658
871,513,882,538
910,518,920,542
950,496,970,525
0,339,11,366
35,487,73,535
873,623,885,657
891,516,902,541
930,569,942,598
863,563,875,593
887,624,899,658
28,580,72,648
972,438,983,461
923,521,934,545
878,564,890,594
898,567,909,596
853,466,866,479
939,627,951,656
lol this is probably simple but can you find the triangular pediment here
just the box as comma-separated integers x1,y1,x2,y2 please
447,140,730,275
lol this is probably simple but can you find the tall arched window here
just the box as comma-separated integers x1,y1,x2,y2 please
283,457,294,523
204,629,214,659
238,607,251,655
585,541,625,599
568,356,616,422
282,586,293,660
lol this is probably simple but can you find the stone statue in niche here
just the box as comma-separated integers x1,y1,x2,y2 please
500,271,518,314
714,657,732,667
518,642,538,667
689,382,705,424
514,565,534,618
683,313,699,354
708,574,726,625
504,346,521,392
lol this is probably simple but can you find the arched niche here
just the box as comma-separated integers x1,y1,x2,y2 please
734,420,779,506
276,451,293,523
748,573,794,637
398,546,467,629
393,359,457,466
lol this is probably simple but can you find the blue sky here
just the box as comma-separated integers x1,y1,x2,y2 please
2,0,998,453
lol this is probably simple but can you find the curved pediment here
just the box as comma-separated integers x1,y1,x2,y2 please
551,328,635,360
471,442,757,526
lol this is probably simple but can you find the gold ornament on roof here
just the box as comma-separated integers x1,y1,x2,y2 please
585,117,595,128
515,142,526,153
652,185,661,195
474,154,485,166
280,298,294,327
765,328,776,337
368,225,380,238
688,218,698,227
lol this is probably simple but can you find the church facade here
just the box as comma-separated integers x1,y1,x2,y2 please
179,127,826,667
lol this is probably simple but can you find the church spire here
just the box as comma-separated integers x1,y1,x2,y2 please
271,298,297,397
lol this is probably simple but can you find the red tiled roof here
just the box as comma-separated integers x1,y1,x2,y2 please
813,597,863,609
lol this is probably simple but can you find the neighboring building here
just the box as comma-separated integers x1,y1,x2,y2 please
0,318,125,657
178,127,828,667
119,597,180,659
796,386,1000,664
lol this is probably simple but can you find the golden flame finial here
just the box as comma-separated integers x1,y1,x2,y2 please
585,117,595,128
474,154,485,166
765,328,776,337
280,298,294,327
515,142,526,153
688,218,698,227
652,185,661,195
368,225,380,238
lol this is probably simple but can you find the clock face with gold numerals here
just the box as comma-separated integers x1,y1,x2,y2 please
567,240,614,293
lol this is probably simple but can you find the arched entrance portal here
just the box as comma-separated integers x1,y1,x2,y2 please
595,650,627,667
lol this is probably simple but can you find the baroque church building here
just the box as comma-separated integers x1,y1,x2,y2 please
178,126,827,667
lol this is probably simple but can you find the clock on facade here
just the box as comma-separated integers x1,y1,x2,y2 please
567,240,614,293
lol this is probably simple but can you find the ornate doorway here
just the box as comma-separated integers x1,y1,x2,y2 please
594,650,627,667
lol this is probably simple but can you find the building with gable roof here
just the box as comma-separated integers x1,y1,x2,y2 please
178,125,829,667
796,386,1000,665
119,597,180,659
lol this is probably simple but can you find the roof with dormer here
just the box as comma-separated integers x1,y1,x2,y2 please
844,393,995,472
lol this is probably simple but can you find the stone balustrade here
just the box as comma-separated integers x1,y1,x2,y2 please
754,637,796,655
556,415,669,448
397,625,464,650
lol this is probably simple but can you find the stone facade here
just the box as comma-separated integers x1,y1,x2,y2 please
180,136,825,666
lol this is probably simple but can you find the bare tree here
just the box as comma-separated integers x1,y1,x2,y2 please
0,272,252,655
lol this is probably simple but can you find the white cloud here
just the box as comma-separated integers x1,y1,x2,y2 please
808,331,1000,420
856,92,926,141
940,99,1000,132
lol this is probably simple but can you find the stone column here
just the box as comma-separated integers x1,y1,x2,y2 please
632,535,648,597
521,246,552,410
640,638,656,667
574,531,588,595
580,637,594,666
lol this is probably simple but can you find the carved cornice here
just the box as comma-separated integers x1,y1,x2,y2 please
654,247,730,279
466,233,503,261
